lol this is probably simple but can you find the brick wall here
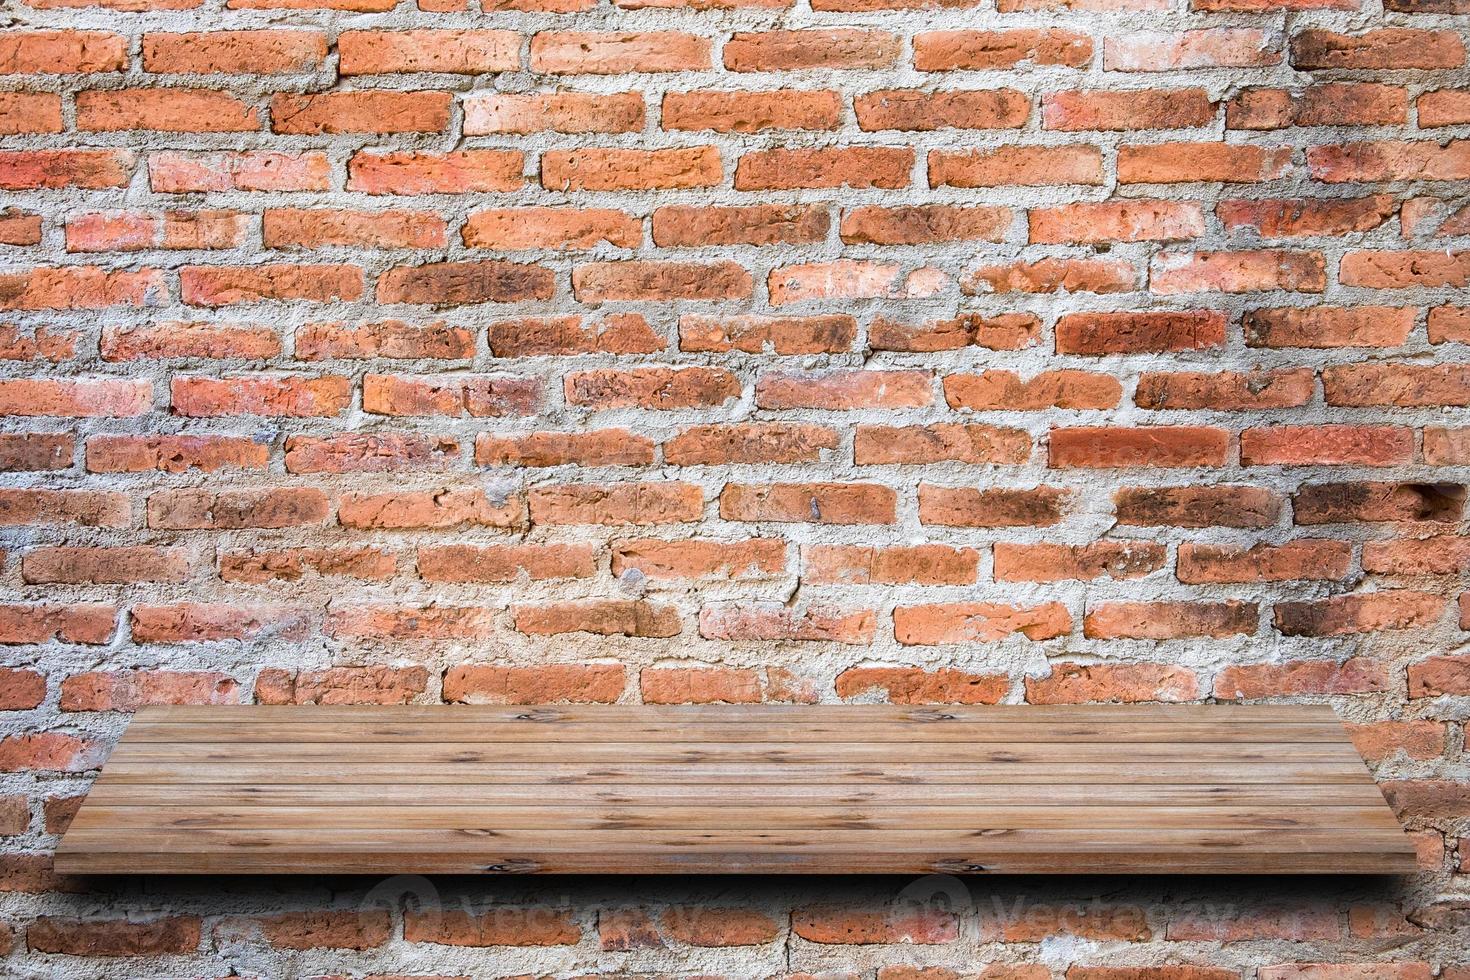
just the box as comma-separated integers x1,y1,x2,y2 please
0,0,1467,973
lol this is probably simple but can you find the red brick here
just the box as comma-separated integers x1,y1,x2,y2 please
180,264,361,305
363,374,540,418
1430,305,1470,343
1056,311,1224,354
285,433,459,473
60,670,240,710
737,147,913,191
660,906,780,946
533,32,710,73
531,482,702,526
338,30,518,74
68,210,248,253
1365,537,1470,576
148,487,327,529
418,544,595,582
296,320,474,361
1086,600,1258,639
0,434,72,471
1310,140,1470,183
1216,658,1392,699
445,665,625,704
0,149,133,190
221,910,391,950
1274,592,1445,637
1219,195,1396,238
919,484,1067,527
27,917,201,956
149,150,329,192
665,423,838,465
1166,909,1340,942
1228,83,1406,129
0,210,42,246
654,205,827,247
805,544,978,586
945,370,1121,410
792,905,958,944
22,546,188,584
679,315,852,354
1347,721,1447,761
769,260,944,304
378,261,554,305
514,600,681,637
0,31,128,73
1105,29,1279,71
965,258,1135,295
915,30,1092,70
993,541,1166,583
86,434,265,473
142,30,325,73
465,208,640,250
841,205,1009,245
325,605,498,641
171,375,348,417
77,89,259,132
641,668,761,704
854,424,1030,465
0,267,161,310
573,261,750,302
664,90,840,132
477,429,655,468
1178,540,1352,583
264,208,446,249
726,30,899,71
870,313,1041,351
1425,428,1470,465
0,733,105,772
221,547,395,583
1134,369,1313,410
1031,201,1204,244
1121,143,1291,183
1342,250,1470,288
466,92,644,134
487,314,662,356
930,146,1103,187
1043,89,1216,130
1292,29,1464,70
1116,486,1282,528
0,93,61,134
1243,306,1413,348
894,602,1072,644
1419,89,1470,128
271,91,450,134
256,666,426,705
1240,425,1414,466
405,908,580,946
1324,363,1470,407
1293,482,1463,524
720,482,896,524
837,667,1008,704
0,487,127,530
757,370,931,410
0,604,116,645
338,489,524,530
565,367,738,409
1049,426,1229,468
349,150,523,194
0,670,44,710
1026,664,1200,704
611,539,786,581
857,89,1028,131
100,321,277,359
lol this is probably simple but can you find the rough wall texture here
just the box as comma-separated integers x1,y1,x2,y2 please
0,0,1468,974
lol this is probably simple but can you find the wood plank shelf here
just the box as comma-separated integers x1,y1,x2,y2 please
54,703,1417,875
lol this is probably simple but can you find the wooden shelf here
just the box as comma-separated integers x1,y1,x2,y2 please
54,703,1417,875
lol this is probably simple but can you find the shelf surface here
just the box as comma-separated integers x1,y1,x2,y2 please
54,703,1417,875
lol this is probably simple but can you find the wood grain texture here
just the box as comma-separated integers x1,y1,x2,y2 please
54,704,1417,875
